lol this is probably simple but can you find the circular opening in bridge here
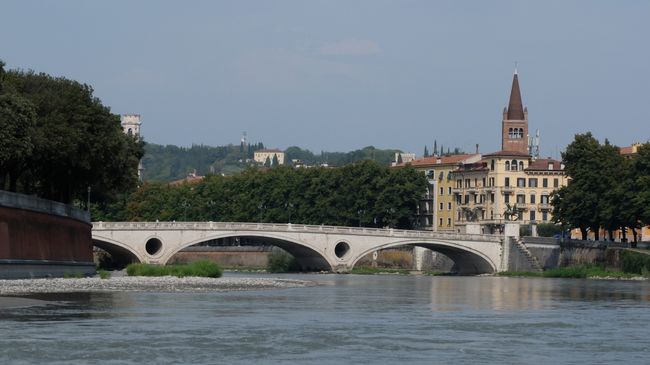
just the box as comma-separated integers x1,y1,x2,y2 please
334,242,350,259
145,238,163,256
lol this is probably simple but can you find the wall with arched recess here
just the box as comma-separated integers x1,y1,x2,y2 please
0,190,95,278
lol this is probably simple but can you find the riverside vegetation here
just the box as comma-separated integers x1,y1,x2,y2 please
500,250,650,279
126,261,223,278
94,161,428,230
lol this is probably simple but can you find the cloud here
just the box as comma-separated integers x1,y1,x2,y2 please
319,39,381,56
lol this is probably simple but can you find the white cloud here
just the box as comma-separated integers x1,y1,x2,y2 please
319,39,381,56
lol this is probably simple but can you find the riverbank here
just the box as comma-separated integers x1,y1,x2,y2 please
0,275,316,296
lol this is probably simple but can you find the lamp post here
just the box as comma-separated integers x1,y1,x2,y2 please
87,186,91,212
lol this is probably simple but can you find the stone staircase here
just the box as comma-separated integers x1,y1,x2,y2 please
513,240,543,272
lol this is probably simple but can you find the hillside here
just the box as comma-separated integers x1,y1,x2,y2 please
141,143,403,182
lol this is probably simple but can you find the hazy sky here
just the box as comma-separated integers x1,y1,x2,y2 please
2,1,649,158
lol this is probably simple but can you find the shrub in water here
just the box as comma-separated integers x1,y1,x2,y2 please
267,250,301,273
126,261,223,278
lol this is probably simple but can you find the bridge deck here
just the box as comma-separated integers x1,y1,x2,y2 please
93,222,502,243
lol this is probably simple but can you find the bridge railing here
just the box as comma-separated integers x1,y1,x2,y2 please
92,221,502,242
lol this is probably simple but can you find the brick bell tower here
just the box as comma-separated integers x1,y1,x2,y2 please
501,69,529,154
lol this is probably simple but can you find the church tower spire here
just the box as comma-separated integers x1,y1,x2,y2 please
501,69,529,154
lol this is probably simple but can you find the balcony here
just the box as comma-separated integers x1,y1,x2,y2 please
538,203,552,211
501,186,514,194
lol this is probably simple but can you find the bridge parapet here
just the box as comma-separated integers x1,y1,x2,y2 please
92,222,502,243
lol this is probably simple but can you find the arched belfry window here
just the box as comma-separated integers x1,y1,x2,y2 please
505,161,510,171
519,161,524,170
127,128,133,136
508,128,514,139
511,160,518,171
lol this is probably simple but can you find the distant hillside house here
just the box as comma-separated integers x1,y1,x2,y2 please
254,149,285,166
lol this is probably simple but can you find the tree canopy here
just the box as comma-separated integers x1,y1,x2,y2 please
97,161,428,229
0,62,144,204
552,132,650,241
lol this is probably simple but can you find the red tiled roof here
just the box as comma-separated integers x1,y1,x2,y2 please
525,158,563,171
396,154,479,167
619,145,636,155
453,162,489,173
483,150,530,157
256,149,283,153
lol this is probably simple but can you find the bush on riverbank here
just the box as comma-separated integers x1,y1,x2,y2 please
267,250,301,273
499,264,642,279
620,250,650,275
126,261,223,278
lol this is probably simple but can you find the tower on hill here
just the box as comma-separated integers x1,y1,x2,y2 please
501,70,529,154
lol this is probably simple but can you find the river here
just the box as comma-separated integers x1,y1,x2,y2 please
2,274,650,364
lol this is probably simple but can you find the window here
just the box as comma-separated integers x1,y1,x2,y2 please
458,212,461,220
439,218,443,226
528,178,538,187
530,210,536,222
474,178,478,187
517,211,523,220
516,194,525,204
440,187,444,195
490,193,495,203
505,161,510,171
530,194,536,204
456,179,462,188
505,177,510,187
448,202,452,210
504,194,510,203
543,178,548,188
448,187,451,194
482,178,486,187
489,177,495,187
491,160,495,171
542,211,548,221
447,218,451,226
519,161,524,170
465,179,470,188
439,202,443,210
511,160,518,171
554,178,559,188
464,195,470,204
548,162,554,170
517,178,526,187
541,195,549,204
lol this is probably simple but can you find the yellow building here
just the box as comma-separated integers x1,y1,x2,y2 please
451,152,567,233
399,154,480,231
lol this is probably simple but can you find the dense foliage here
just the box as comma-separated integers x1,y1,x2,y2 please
96,161,427,229
552,132,650,241
126,261,223,278
0,61,144,204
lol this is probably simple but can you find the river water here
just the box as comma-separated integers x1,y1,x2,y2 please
2,274,650,364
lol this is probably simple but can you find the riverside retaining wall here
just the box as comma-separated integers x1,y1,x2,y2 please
0,190,95,278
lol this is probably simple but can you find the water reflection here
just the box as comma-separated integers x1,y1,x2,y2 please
429,277,650,312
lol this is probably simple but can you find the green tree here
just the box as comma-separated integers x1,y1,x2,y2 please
2,68,144,204
272,154,279,166
0,92,36,191
552,133,603,240
264,156,271,168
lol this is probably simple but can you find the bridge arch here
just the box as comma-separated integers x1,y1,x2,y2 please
92,236,144,267
351,239,498,275
163,232,334,271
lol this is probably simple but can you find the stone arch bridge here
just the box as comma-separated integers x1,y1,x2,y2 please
92,222,513,274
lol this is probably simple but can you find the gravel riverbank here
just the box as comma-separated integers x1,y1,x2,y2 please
0,275,316,296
